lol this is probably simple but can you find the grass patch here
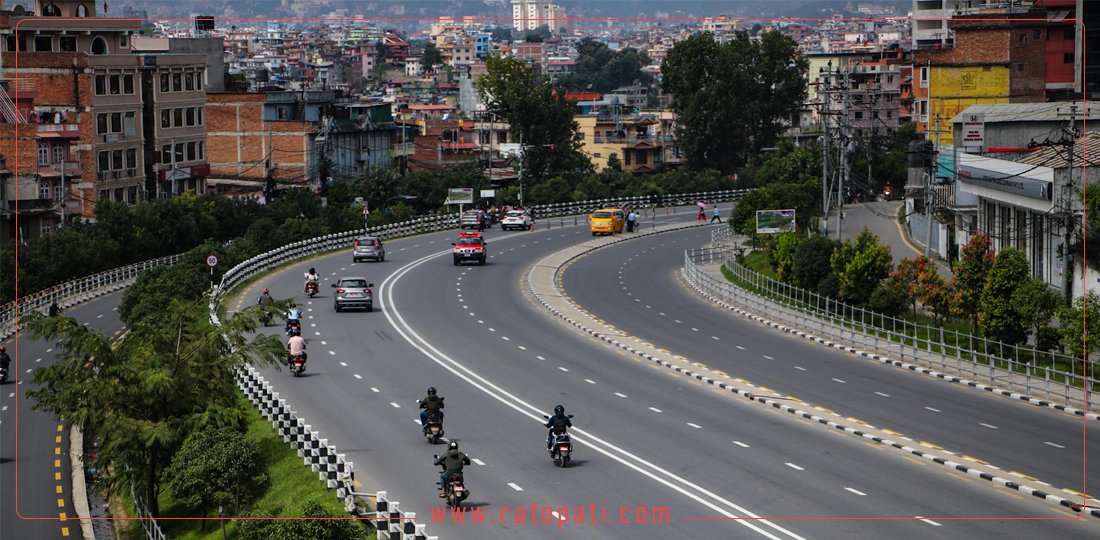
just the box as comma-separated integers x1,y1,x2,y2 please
739,251,774,278
155,391,374,540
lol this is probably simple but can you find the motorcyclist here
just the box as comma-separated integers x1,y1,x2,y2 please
0,346,11,374
304,267,319,292
285,306,302,334
545,404,572,451
286,334,307,365
48,301,60,317
418,387,444,433
434,440,470,498
257,288,274,306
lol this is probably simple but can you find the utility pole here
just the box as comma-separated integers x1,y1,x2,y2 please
837,67,850,242
820,76,831,237
1059,103,1079,306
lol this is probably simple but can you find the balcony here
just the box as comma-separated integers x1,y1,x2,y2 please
592,135,676,146
6,198,55,211
37,161,82,177
0,79,36,99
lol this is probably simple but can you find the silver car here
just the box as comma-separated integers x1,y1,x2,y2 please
460,210,483,229
353,236,385,262
332,277,374,312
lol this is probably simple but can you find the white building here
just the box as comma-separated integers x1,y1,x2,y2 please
511,0,564,32
912,0,1009,48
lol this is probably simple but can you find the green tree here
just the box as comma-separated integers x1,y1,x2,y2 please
22,300,289,518
916,263,952,324
1012,278,1061,345
951,233,995,329
729,180,819,235
661,31,807,173
165,426,267,518
524,25,551,42
1059,292,1100,372
421,43,443,70
791,234,837,292
979,248,1031,344
238,501,368,540
557,38,653,93
883,257,924,315
476,55,591,185
768,232,802,283
490,27,512,43
830,229,893,305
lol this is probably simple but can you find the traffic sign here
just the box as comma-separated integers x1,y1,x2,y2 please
206,254,219,268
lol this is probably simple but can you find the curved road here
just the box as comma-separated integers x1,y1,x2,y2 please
563,226,1095,502
233,213,1096,539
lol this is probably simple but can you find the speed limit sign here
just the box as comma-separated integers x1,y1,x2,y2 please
206,254,219,268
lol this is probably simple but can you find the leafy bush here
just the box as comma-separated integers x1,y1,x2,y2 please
165,426,268,517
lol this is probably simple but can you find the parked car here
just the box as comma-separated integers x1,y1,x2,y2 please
353,236,385,262
332,277,374,312
589,208,625,236
500,210,532,231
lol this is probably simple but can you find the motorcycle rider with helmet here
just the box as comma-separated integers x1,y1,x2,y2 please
304,267,320,293
285,306,303,335
434,440,470,498
286,333,307,367
545,404,572,451
0,346,11,381
418,387,444,434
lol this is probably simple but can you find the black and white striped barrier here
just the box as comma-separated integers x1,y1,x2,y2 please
373,491,437,540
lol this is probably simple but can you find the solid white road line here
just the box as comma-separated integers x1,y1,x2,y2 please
379,249,808,540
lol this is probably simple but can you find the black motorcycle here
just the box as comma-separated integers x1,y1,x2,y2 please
423,412,444,444
0,366,8,384
305,281,319,298
435,458,469,509
544,414,574,468
286,319,301,337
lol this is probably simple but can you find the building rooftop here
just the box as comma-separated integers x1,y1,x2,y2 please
1015,132,1100,169
950,103,1100,125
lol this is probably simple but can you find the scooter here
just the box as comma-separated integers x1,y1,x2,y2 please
305,281,319,298
288,353,306,377
423,412,444,444
544,414,574,468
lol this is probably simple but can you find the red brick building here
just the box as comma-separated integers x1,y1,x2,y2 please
204,92,316,191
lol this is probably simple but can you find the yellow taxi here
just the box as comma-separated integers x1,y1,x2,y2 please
589,208,625,236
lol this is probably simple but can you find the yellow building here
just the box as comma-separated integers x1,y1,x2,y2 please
576,112,678,174
921,66,1010,146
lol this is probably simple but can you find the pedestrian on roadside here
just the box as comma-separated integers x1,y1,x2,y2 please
627,210,637,232
697,202,706,221
710,205,722,223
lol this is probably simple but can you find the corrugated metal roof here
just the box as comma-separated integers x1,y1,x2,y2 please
949,102,1100,124
1015,132,1100,169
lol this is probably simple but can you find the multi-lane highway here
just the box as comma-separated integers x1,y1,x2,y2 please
563,226,1096,495
232,211,1096,539
1,293,125,540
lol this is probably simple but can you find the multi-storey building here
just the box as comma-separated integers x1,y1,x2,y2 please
511,1,564,32
912,0,1006,48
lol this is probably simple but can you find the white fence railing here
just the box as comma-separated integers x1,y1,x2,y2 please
683,228,1096,409
131,486,168,540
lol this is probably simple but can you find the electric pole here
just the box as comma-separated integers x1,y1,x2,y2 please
1059,104,1079,306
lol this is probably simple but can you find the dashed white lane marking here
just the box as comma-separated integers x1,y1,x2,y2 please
320,340,327,345
832,378,845,384
472,458,485,466
477,320,484,324
518,345,527,350
502,336,511,341
674,320,682,324
558,366,569,372
691,327,699,332
389,402,401,408
648,407,663,413
370,387,380,393
785,463,804,471
614,392,628,398
979,423,998,430
687,423,702,429
536,356,546,360
315,332,321,336
35,358,41,363
659,312,666,316
25,369,32,373
735,345,746,350
354,374,363,379
328,351,336,356
844,487,867,496
733,441,750,448
763,355,773,360
310,323,317,327
584,379,596,384
96,314,103,318
874,392,891,397
507,483,524,492
1044,441,1065,449
488,328,496,332
339,362,348,367
7,393,13,398
915,516,942,526
46,348,52,353
1,406,7,411
925,406,941,413
794,366,806,371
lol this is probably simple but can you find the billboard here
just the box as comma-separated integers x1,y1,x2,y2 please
444,188,474,205
756,209,796,234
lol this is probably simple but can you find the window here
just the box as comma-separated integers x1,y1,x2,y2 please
59,36,76,52
38,142,49,166
52,143,64,164
97,113,108,134
41,220,52,236
172,73,182,92
277,106,289,120
919,66,929,88
186,107,195,126
99,189,109,202
162,145,171,164
94,75,106,95
1017,63,1026,72
98,151,109,172
34,36,52,52
114,188,123,201
1065,27,1076,40
161,109,171,129
854,111,863,120
160,74,170,93
196,71,203,90
173,108,183,127
175,143,184,163
91,36,108,55
128,186,138,203
1019,34,1027,46
42,3,61,16
198,142,204,160
39,181,51,200
1033,29,1041,39
119,34,129,48
196,107,203,125
1065,52,1075,64
112,150,123,170
126,148,137,169
5,36,14,52
185,72,194,91
109,75,120,95
110,112,121,133
123,112,135,137
77,4,88,17
187,141,196,161
54,184,64,201
123,74,134,94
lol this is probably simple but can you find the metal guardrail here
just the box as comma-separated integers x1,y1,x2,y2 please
683,228,1097,408
132,486,168,540
0,254,182,342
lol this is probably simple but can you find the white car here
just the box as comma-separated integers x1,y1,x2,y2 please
500,210,532,231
